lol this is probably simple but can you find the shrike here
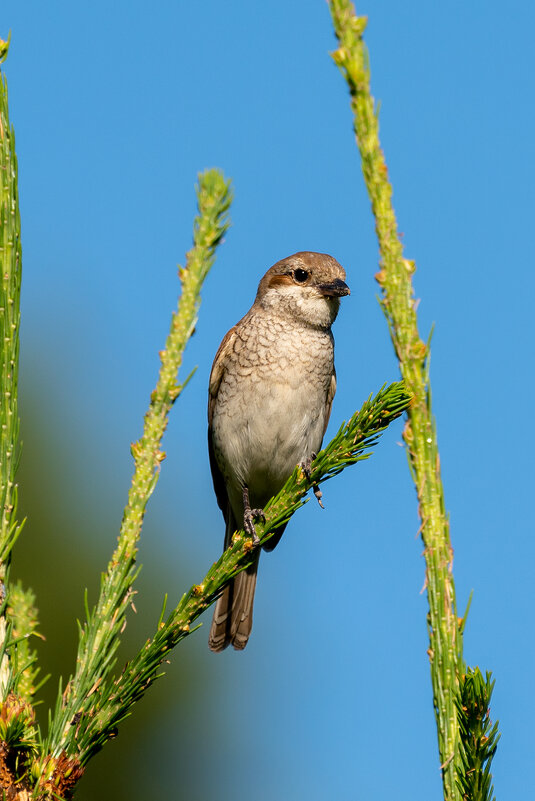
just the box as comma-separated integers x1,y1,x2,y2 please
208,251,349,651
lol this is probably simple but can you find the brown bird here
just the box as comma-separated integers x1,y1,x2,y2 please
208,251,349,651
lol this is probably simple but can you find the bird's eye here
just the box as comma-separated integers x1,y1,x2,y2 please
293,268,309,283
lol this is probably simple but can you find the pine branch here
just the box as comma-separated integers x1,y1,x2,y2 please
327,3,497,799
0,39,46,800
53,381,412,766
0,38,22,568
43,169,232,763
0,35,25,702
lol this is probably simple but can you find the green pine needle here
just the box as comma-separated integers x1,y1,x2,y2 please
456,668,500,801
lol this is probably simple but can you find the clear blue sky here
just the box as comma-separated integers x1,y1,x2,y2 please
3,2,534,799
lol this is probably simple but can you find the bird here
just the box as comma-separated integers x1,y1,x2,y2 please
207,251,349,651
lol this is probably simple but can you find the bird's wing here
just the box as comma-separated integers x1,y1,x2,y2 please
207,320,263,653
322,368,337,439
208,323,240,426
207,324,239,523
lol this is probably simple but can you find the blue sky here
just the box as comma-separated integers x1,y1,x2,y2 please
2,2,534,799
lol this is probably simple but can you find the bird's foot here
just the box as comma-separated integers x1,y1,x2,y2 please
244,508,265,546
301,453,324,509
242,486,265,546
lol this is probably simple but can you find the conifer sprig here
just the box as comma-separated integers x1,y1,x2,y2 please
0,36,26,703
44,169,232,761
456,669,500,801
327,3,501,798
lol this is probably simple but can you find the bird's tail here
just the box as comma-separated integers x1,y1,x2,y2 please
208,513,260,652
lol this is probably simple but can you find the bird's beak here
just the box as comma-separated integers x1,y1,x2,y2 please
317,279,350,297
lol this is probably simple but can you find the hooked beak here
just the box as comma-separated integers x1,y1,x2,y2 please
317,278,350,298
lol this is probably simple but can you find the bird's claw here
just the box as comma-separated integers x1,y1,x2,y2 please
242,486,264,546
244,508,265,546
313,485,324,509
301,453,315,482
251,508,266,524
300,453,324,508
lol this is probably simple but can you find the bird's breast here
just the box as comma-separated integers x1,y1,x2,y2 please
211,317,334,510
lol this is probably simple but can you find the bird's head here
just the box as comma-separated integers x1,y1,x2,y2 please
255,251,350,329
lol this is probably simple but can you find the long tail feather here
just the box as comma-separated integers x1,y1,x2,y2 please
209,512,261,652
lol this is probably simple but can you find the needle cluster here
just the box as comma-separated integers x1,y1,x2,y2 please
456,668,500,801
